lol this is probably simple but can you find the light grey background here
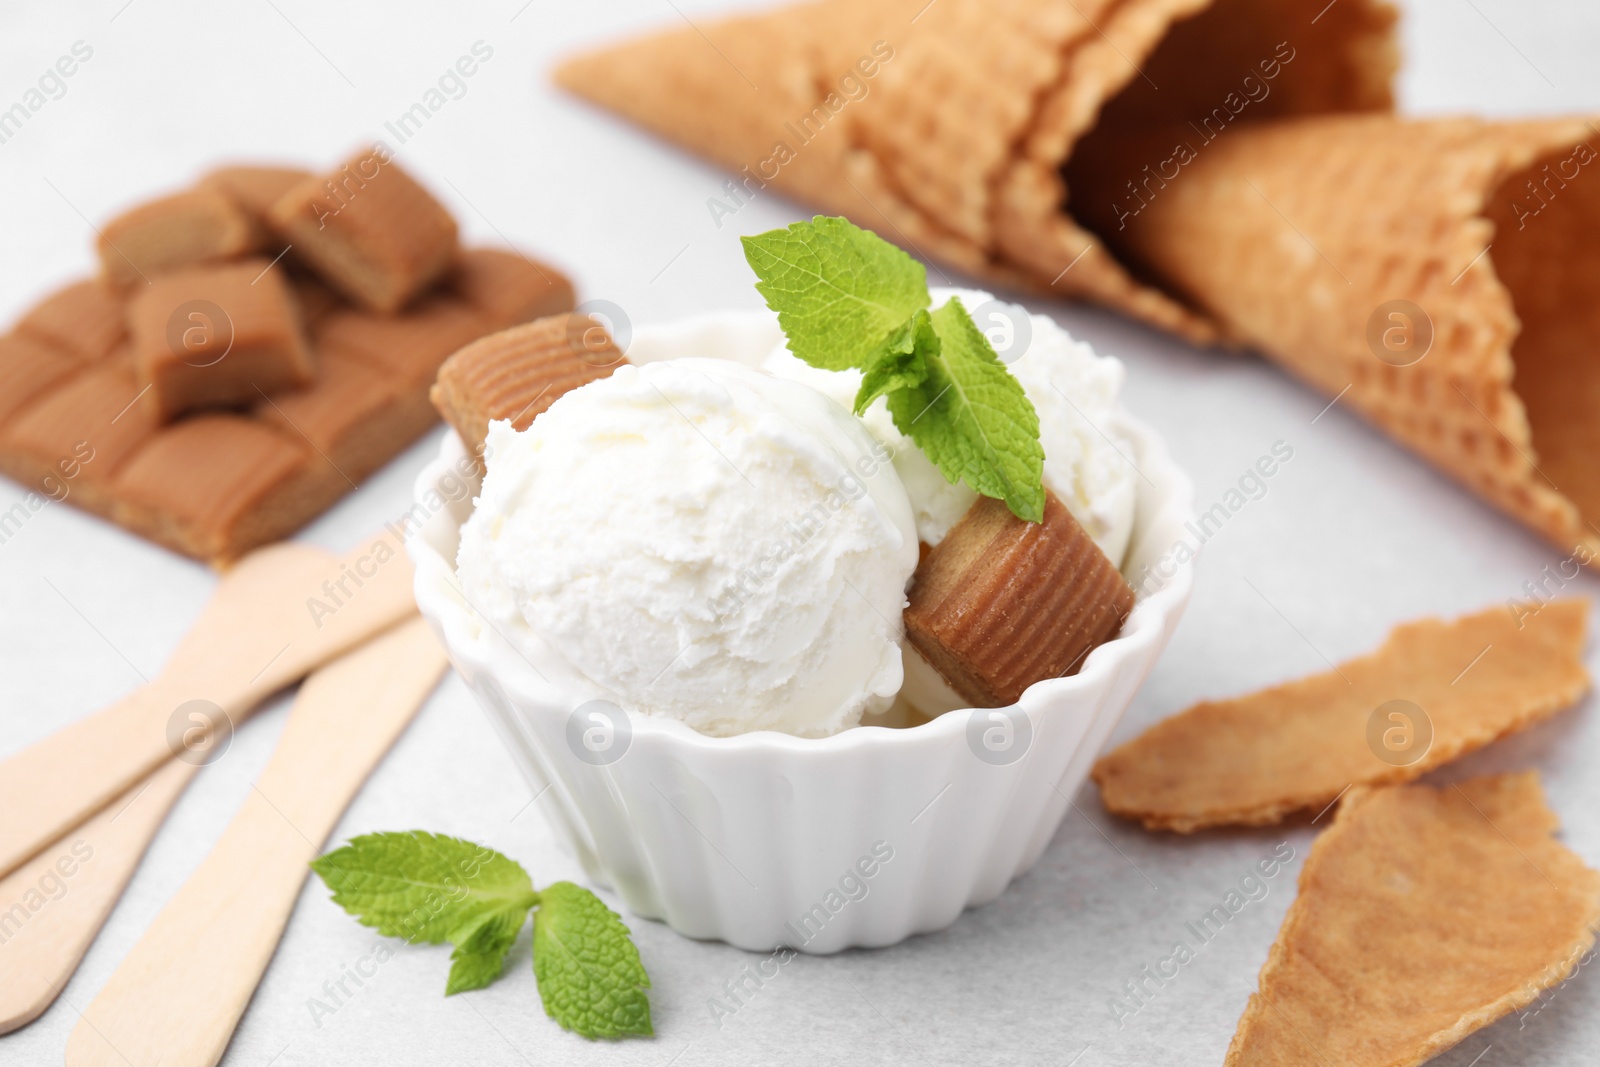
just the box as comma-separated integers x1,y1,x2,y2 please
1,1,1597,1064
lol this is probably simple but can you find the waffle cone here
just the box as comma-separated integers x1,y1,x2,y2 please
1093,113,1600,558
555,0,1398,343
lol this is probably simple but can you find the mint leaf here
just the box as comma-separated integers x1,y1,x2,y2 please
446,907,529,995
854,311,930,414
311,832,536,944
887,297,1045,522
311,831,539,999
533,881,653,1040
315,835,653,1038
742,216,928,371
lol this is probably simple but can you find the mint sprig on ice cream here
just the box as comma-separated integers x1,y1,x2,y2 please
742,216,1047,523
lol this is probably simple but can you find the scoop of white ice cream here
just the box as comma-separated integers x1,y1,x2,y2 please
455,357,919,738
761,287,1138,565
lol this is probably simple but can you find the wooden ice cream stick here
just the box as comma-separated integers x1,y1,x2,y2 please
0,760,193,1034
0,530,416,883
65,617,447,1067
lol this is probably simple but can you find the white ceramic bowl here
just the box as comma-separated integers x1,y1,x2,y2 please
408,311,1196,954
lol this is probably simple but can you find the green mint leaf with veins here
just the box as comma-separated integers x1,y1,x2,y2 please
446,907,530,995
743,215,1046,522
742,215,929,371
853,310,929,414
310,832,537,948
887,297,1046,522
312,834,654,1037
533,881,653,1040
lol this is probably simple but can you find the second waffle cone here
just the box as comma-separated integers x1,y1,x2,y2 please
1080,112,1600,558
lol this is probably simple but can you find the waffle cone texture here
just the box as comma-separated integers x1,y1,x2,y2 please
1099,113,1600,559
555,0,1398,344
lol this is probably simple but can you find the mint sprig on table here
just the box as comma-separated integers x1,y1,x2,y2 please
310,831,652,1040
742,215,1046,522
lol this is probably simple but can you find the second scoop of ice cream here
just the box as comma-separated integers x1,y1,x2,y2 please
454,357,920,737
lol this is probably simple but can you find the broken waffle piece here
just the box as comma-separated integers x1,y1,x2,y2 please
128,259,315,421
97,188,254,287
451,248,576,328
269,147,459,313
15,279,126,363
904,490,1135,707
1226,773,1600,1067
110,415,319,562
1093,600,1590,832
430,313,625,455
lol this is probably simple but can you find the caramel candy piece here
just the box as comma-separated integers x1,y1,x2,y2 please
1,359,159,517
97,188,254,287
256,343,437,487
316,299,488,389
451,248,575,328
292,275,342,329
15,279,126,362
128,260,315,421
430,314,624,455
198,164,312,244
111,415,319,562
0,333,84,425
269,148,459,313
905,491,1135,707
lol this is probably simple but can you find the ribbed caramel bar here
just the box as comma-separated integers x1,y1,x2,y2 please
269,147,459,313
430,314,625,455
97,188,254,287
111,415,316,562
905,491,1136,707
0,333,85,425
15,279,126,363
128,259,315,421
256,344,436,487
452,248,576,328
1,359,159,517
316,299,489,388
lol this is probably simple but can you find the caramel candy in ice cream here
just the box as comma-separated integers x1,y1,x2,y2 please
430,313,625,455
905,490,1136,707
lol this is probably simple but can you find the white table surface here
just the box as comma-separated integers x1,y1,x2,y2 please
2,1,1598,1064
